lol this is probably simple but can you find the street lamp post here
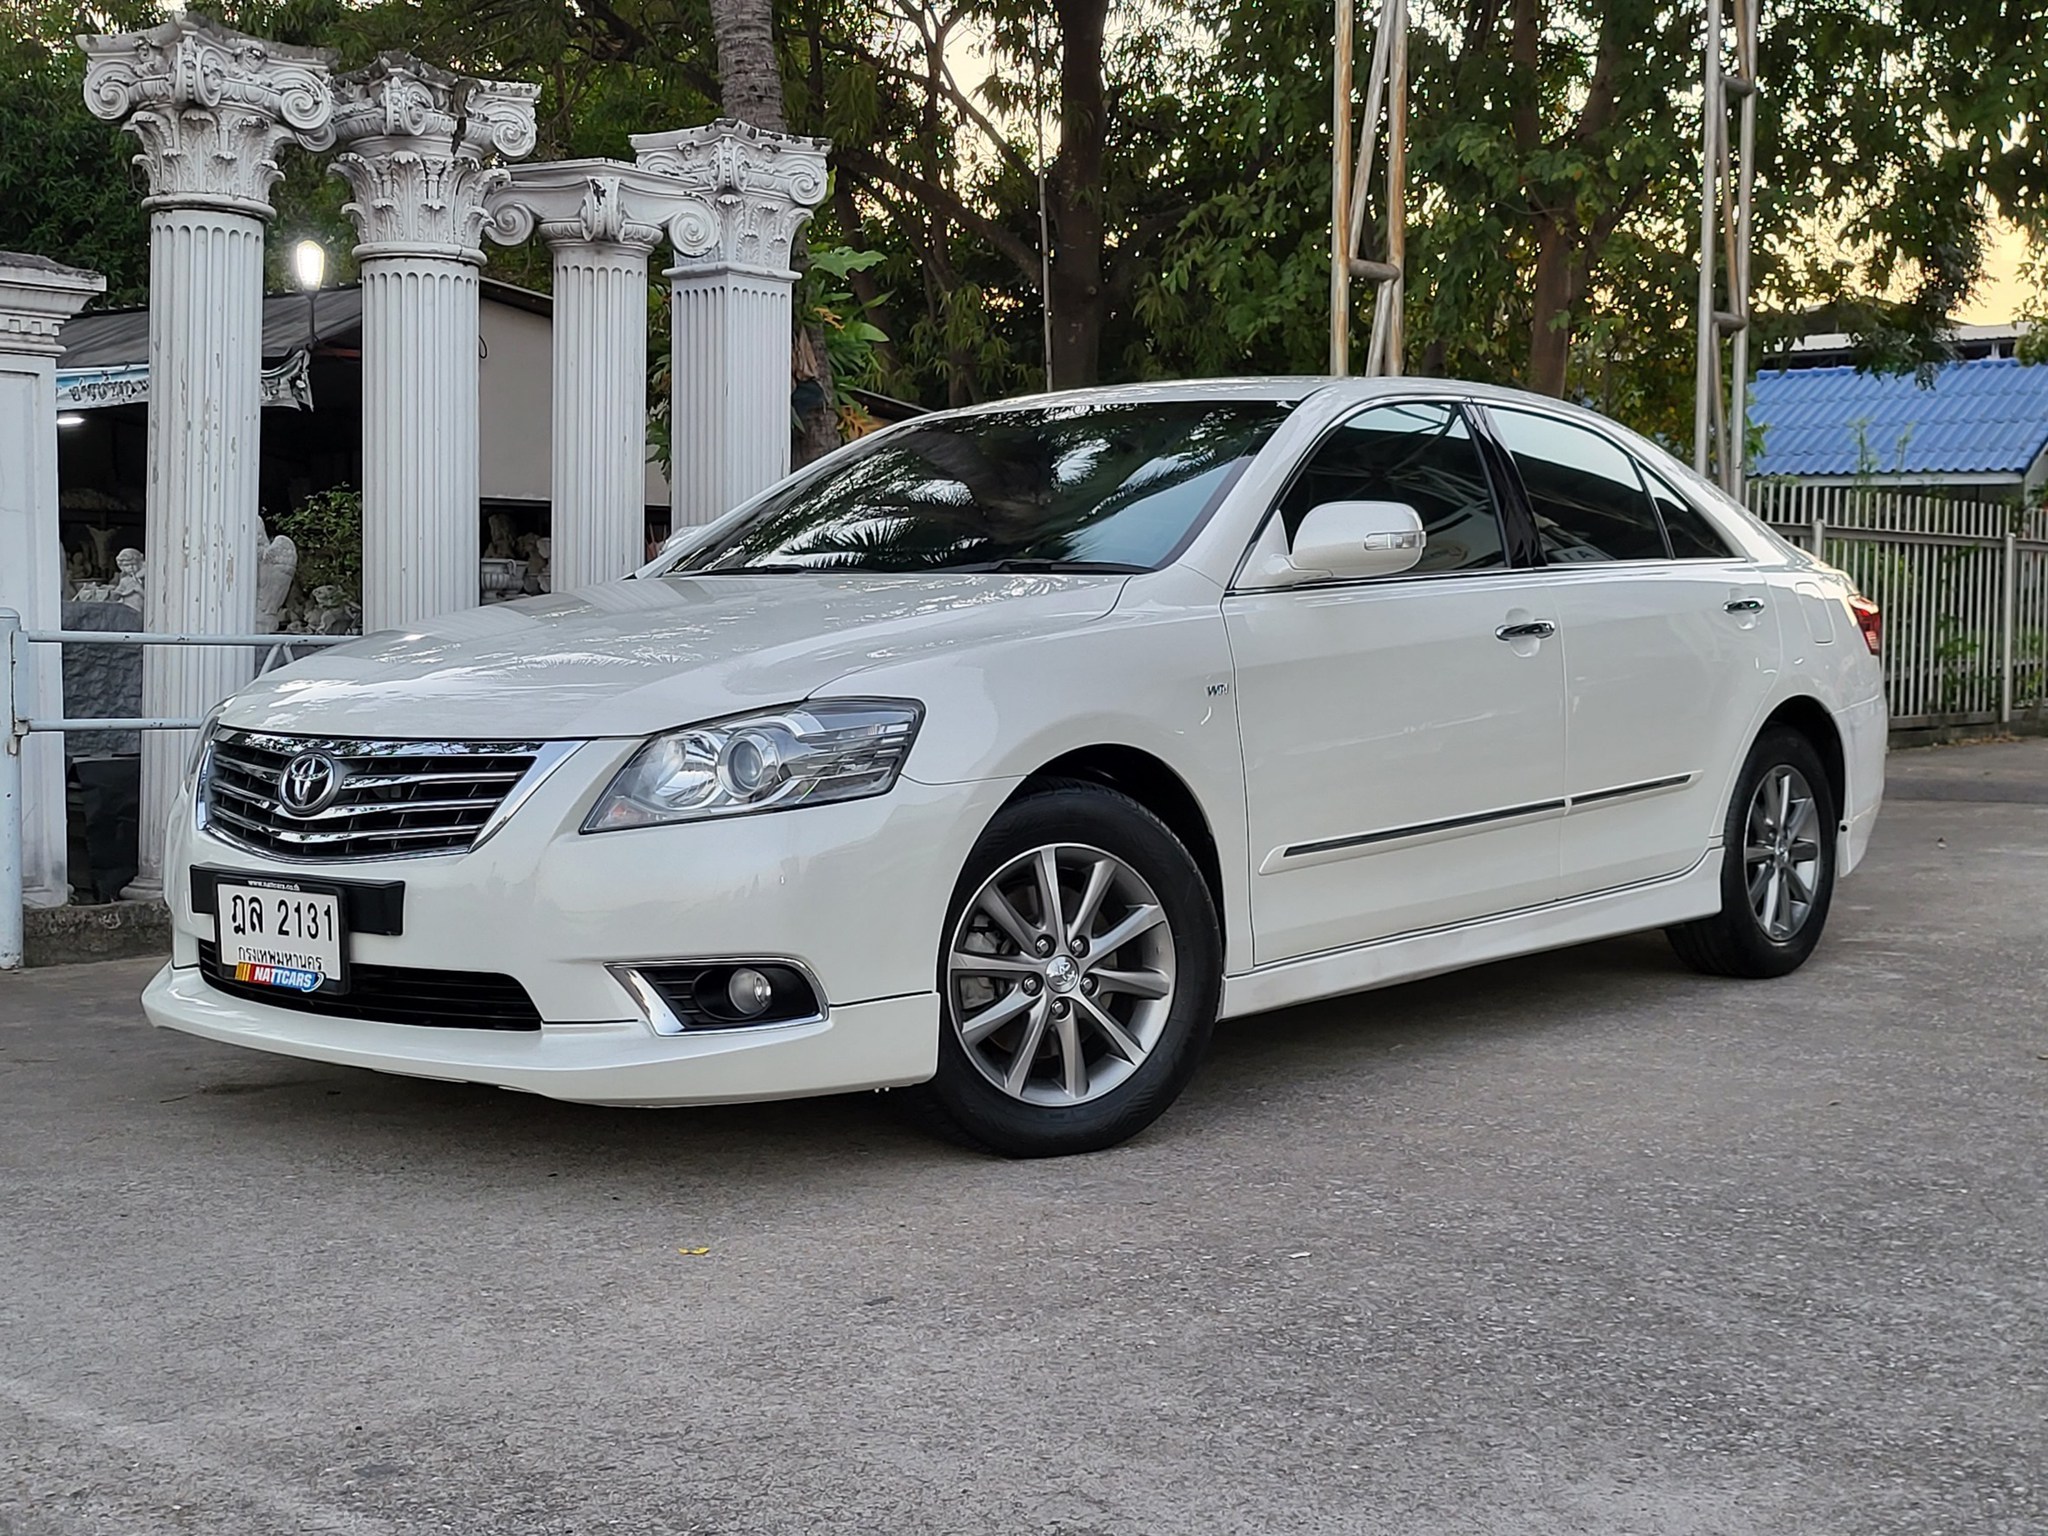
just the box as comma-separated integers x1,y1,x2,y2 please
293,237,325,351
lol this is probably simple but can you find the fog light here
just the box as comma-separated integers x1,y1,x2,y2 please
726,966,774,1017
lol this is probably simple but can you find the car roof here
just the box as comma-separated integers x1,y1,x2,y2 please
934,377,1326,415
918,375,1643,423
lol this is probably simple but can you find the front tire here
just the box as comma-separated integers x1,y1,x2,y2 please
909,783,1221,1157
1666,726,1838,979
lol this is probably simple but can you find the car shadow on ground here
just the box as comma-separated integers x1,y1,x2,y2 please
156,929,1699,1184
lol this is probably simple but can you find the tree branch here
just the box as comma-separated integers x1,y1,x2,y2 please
825,42,1040,186
1571,12,1624,147
835,144,1044,289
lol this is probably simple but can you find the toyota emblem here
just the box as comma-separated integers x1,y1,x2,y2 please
278,752,343,816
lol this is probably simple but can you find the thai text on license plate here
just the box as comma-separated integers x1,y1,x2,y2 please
215,881,345,992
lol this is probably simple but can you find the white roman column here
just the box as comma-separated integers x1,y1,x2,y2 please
485,163,674,588
0,255,105,907
330,57,538,630
80,18,335,899
631,119,828,527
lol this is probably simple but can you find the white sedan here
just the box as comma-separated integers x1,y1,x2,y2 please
144,379,1887,1156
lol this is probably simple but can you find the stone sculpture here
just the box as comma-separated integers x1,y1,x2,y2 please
486,511,519,560
254,532,298,633
75,547,144,608
303,584,361,635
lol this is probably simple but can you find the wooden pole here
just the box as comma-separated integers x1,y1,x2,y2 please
1693,0,1722,475
1382,0,1407,375
1331,0,1354,376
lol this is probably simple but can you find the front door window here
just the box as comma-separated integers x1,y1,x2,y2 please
1278,402,1507,574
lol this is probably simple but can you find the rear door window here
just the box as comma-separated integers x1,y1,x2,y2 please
1277,401,1506,574
1639,466,1737,559
1487,408,1669,563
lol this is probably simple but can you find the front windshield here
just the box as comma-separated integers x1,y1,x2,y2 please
667,399,1289,574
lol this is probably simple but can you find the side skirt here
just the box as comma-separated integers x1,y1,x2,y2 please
1219,850,1723,1020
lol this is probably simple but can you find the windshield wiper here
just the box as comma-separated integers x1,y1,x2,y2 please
948,558,1149,575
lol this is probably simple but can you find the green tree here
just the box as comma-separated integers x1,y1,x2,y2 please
0,1,160,304
11,0,2048,445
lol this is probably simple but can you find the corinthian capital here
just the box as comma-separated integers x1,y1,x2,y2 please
330,55,539,262
484,159,735,259
78,17,336,218
630,119,829,278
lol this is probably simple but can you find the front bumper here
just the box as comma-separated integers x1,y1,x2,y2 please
146,741,1014,1104
143,964,937,1106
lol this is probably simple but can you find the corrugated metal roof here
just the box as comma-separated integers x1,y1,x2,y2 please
58,287,364,368
55,279,553,369
1749,356,2048,479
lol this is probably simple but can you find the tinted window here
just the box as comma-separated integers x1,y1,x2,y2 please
1488,409,1668,563
669,401,1286,574
1641,467,1735,558
1278,402,1505,574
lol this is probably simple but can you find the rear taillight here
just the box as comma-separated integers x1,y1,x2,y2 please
1848,594,1882,655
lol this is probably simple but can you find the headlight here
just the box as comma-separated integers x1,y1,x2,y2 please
582,699,923,832
188,704,225,832
186,703,226,779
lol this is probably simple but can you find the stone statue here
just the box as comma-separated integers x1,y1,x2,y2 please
254,533,298,633
110,547,143,605
305,583,360,635
524,534,552,595
486,512,519,560
76,547,144,608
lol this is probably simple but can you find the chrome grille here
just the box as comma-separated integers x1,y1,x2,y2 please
202,731,547,860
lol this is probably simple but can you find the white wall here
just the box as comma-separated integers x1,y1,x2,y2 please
478,297,670,509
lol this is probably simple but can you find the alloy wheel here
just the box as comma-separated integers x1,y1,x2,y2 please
947,842,1177,1106
1744,764,1823,943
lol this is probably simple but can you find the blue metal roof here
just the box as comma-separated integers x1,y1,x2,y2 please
1748,356,2048,478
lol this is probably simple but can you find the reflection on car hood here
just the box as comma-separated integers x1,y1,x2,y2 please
219,573,1128,739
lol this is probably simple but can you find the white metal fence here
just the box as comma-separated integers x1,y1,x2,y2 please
1748,481,2048,729
1,610,345,969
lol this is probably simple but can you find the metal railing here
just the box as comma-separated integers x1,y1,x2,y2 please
1,608,347,969
1749,484,2048,730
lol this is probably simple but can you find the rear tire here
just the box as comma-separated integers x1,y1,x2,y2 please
1666,726,1837,979
907,782,1221,1157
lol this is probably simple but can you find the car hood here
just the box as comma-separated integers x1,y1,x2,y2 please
220,573,1128,739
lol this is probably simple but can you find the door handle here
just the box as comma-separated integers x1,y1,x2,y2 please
1495,620,1557,641
1724,598,1765,613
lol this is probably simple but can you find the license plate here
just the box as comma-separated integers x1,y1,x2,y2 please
214,880,348,994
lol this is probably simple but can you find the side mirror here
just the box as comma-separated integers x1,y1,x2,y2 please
1286,500,1427,581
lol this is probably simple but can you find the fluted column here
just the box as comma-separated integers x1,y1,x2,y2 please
548,240,651,583
0,255,105,907
331,56,537,630
485,163,687,587
80,18,335,899
632,120,828,526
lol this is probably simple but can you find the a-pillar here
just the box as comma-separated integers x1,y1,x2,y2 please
0,255,105,907
631,119,828,527
80,18,335,899
331,56,538,630
484,163,684,587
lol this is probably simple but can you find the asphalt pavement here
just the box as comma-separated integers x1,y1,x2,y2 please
3,743,2045,1535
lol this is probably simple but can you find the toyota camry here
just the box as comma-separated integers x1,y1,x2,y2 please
144,378,1887,1155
